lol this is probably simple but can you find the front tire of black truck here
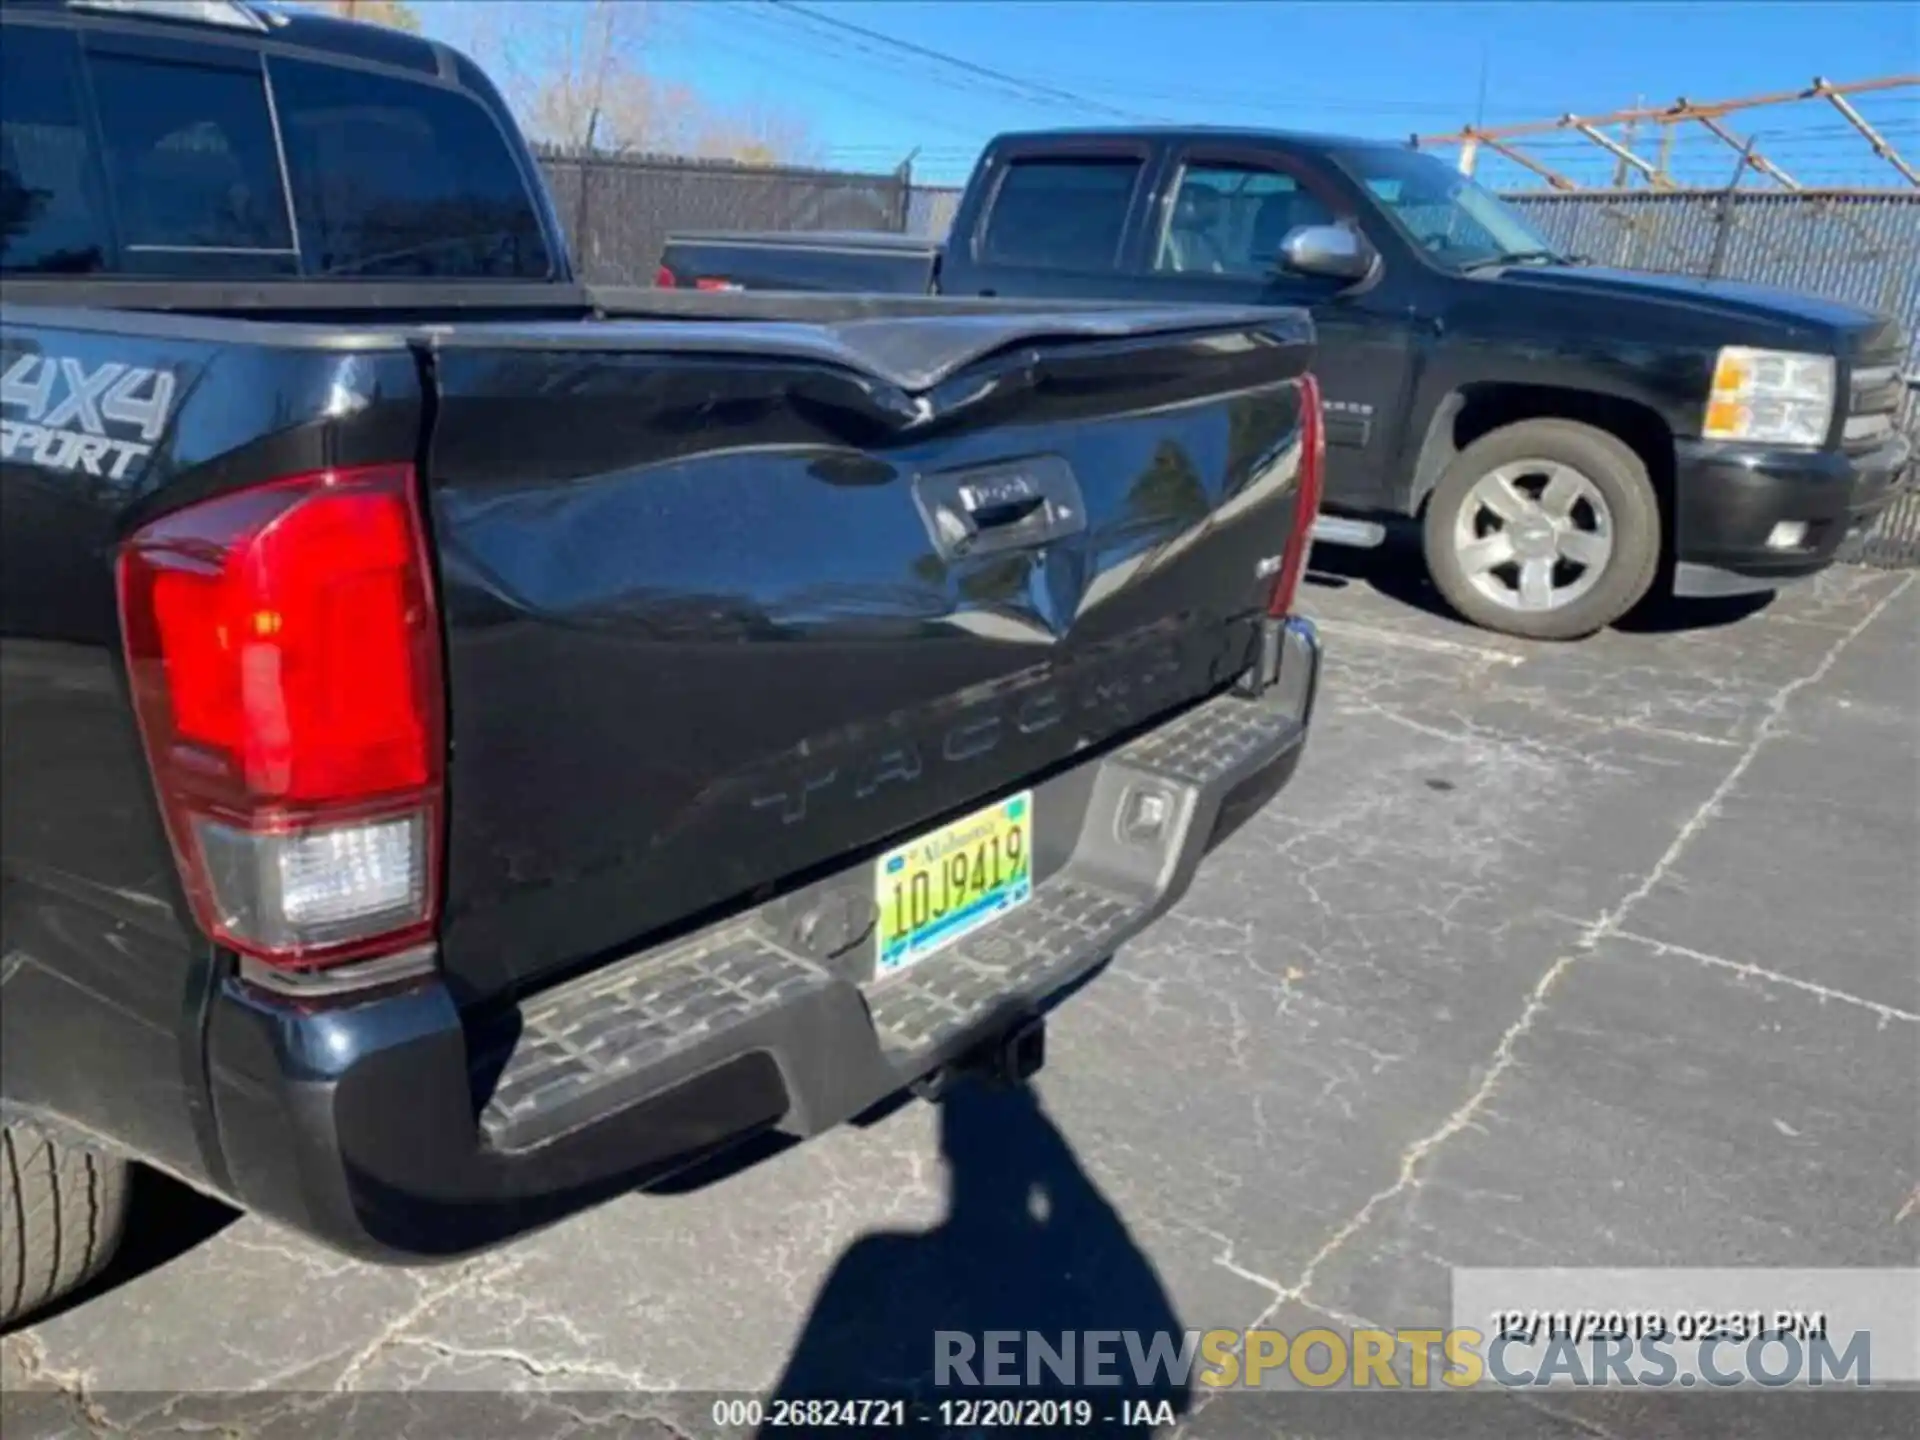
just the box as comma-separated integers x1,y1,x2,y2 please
1423,419,1662,641
1,1116,130,1327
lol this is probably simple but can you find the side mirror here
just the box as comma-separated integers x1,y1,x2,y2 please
1278,224,1374,282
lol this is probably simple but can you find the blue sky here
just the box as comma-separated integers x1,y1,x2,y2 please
419,0,1919,190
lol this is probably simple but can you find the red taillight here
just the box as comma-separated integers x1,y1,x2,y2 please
654,263,677,288
117,465,444,972
1267,373,1326,619
694,277,742,292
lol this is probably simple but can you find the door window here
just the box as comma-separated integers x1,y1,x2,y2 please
0,22,554,281
1155,162,1336,277
0,25,109,274
89,52,295,270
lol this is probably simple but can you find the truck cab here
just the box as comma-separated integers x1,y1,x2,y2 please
939,129,1911,638
667,127,1913,640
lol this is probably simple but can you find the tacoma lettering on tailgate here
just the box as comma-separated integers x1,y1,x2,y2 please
746,625,1208,828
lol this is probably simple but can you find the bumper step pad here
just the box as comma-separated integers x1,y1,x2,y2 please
480,928,829,1146
478,636,1316,1152
865,877,1136,1055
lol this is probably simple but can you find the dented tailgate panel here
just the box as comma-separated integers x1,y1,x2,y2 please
423,314,1316,1001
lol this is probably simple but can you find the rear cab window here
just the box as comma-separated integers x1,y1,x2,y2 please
270,56,550,279
0,12,552,280
977,155,1142,272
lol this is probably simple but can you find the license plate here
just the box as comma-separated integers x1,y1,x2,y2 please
874,792,1033,977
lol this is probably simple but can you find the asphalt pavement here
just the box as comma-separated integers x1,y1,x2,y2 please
4,554,1916,1439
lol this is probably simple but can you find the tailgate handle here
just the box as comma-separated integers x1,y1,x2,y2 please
965,492,1046,529
915,457,1085,560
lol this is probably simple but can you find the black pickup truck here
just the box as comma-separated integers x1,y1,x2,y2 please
0,1,1325,1323
663,128,1914,640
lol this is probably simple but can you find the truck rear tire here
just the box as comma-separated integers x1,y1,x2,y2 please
1,1117,129,1327
1422,419,1662,641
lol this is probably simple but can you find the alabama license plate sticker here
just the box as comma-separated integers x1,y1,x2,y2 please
874,792,1033,977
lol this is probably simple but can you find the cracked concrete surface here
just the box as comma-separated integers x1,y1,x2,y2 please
4,566,1916,1439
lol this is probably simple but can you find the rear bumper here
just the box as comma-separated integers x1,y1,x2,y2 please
1671,432,1912,596
203,618,1322,1262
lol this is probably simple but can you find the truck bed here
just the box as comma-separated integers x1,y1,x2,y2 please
4,275,1290,378
4,292,1317,1015
658,230,942,296
664,230,940,253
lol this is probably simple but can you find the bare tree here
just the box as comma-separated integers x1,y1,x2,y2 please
433,0,659,153
528,0,655,151
682,101,822,168
422,0,819,164
309,0,423,31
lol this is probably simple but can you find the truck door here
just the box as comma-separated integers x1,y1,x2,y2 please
1121,145,1418,511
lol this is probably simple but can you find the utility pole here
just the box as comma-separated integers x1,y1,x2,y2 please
1457,43,1490,177
895,147,919,231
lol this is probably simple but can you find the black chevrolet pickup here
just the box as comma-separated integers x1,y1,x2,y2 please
663,128,1914,640
0,2,1324,1322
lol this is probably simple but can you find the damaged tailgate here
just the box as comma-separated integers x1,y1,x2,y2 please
420,305,1316,1002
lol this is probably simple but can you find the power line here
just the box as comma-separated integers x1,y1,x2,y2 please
756,0,1156,123
703,0,1126,130
733,2,1920,154
672,7,994,142
982,76,1539,120
723,7,1553,126
690,4,1917,191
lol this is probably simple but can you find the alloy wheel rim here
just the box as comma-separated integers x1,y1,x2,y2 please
1452,460,1615,613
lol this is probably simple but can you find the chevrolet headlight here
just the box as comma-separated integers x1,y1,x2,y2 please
1703,346,1835,447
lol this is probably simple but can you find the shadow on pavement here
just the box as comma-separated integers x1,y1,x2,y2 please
760,1077,1189,1437
1304,532,1443,617
1306,531,1778,635
1610,588,1776,634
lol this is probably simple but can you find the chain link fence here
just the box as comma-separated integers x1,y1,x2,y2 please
539,151,1916,567
534,145,911,287
1507,190,1919,568
906,185,965,243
